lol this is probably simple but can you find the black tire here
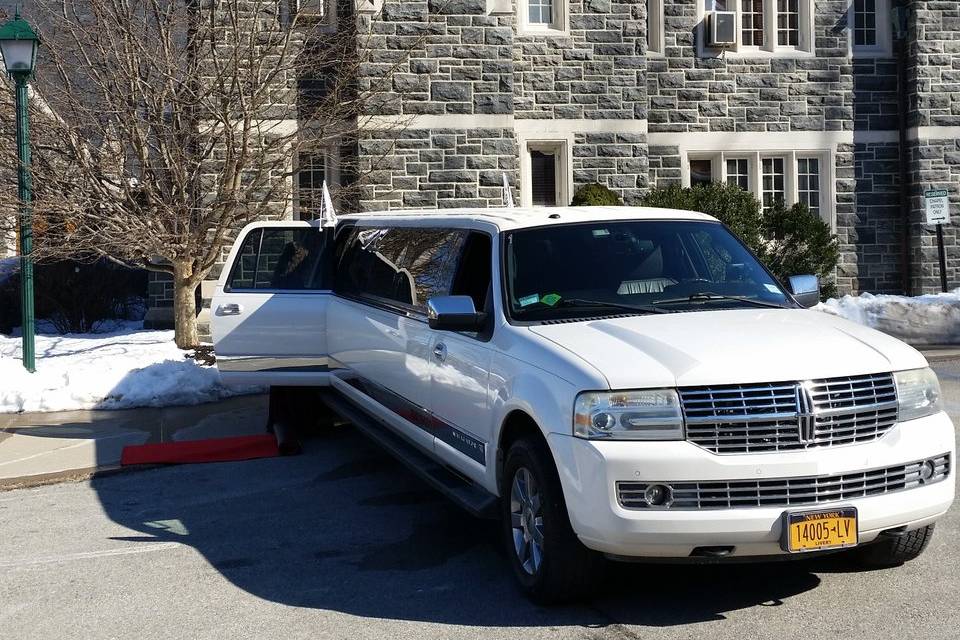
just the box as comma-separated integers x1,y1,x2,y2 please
500,437,601,604
851,525,935,568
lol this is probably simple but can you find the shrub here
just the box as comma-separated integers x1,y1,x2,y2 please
640,183,839,299
761,201,840,299
0,260,147,335
571,183,623,206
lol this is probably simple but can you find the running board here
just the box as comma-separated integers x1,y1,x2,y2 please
320,390,499,519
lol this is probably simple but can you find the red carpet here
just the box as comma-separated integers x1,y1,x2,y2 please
121,434,280,466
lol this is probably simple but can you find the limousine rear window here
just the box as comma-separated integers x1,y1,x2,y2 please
226,227,332,291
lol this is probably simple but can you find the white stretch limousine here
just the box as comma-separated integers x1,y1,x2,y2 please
212,207,955,602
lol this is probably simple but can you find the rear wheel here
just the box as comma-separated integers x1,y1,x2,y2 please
851,525,935,568
501,437,600,604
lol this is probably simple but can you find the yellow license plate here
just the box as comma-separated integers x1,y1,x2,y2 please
783,507,858,553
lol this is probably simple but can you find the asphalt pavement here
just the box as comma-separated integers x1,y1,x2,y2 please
1,362,958,640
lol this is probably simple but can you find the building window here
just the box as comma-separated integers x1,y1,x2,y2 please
647,0,665,55
522,140,570,207
853,0,876,46
701,0,814,55
761,158,785,211
690,159,714,187
777,0,799,46
797,157,821,217
851,0,891,54
296,150,337,220
726,158,750,191
520,0,567,34
529,0,553,25
741,0,765,46
291,0,335,26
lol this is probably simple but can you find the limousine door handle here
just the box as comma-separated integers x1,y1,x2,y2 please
433,342,447,363
217,303,243,316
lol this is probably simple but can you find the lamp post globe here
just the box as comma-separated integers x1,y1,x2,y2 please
0,10,40,373
0,12,39,76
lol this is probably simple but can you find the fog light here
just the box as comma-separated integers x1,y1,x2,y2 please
644,484,673,507
920,460,936,482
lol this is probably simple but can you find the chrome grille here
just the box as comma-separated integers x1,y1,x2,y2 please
681,373,899,454
618,454,951,510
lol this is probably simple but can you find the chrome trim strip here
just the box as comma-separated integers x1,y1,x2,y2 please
617,454,951,510
217,356,330,373
332,365,487,466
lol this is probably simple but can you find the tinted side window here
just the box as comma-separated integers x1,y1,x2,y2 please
227,228,331,291
334,226,467,312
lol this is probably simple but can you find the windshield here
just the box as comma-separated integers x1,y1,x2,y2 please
504,220,792,320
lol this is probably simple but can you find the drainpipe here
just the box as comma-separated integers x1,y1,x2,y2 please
894,2,912,295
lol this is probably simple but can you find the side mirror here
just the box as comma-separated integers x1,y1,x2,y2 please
426,295,487,332
788,275,820,308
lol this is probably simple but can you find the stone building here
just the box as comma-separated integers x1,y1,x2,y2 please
150,0,960,334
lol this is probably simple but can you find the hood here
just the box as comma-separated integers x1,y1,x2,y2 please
528,309,927,390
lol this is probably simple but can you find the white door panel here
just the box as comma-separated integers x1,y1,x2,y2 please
327,297,435,451
430,332,493,476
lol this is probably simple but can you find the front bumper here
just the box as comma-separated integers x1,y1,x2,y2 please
548,411,956,558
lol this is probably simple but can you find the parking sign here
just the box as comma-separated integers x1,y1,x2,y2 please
924,189,950,225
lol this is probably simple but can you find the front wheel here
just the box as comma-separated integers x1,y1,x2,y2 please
851,525,935,568
501,438,600,604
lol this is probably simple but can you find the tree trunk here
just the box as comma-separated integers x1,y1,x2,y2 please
172,263,199,349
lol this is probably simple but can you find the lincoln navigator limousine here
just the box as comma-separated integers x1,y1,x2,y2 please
211,207,955,602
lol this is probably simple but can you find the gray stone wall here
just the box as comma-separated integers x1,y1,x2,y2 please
357,128,518,210
572,132,649,202
514,0,647,120
357,1,514,117
908,137,960,293
838,141,904,293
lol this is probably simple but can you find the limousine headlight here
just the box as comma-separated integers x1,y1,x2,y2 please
574,390,684,440
895,367,943,422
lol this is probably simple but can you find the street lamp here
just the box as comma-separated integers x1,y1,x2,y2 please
0,11,40,372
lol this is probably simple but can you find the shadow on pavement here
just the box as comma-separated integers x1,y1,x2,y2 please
89,423,825,628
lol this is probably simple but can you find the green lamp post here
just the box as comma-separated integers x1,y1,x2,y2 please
0,11,40,372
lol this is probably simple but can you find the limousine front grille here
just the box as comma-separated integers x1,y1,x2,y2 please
617,454,951,510
680,373,899,454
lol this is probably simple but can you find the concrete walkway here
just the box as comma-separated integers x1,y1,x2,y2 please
0,394,268,489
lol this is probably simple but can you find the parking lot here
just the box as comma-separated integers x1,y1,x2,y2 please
1,360,958,640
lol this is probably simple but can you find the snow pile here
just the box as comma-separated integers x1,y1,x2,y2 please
0,321,260,413
816,289,960,345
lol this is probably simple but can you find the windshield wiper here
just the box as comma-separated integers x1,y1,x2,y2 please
653,293,788,309
554,298,669,315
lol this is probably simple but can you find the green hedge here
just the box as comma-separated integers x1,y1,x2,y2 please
640,182,839,299
570,183,623,206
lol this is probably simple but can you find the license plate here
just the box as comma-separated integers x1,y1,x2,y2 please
782,507,858,553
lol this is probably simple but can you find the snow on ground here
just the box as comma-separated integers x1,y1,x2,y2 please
0,321,260,414
816,289,960,345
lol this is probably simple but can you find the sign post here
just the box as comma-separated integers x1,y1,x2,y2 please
924,189,951,293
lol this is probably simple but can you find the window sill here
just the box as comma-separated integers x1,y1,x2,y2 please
852,46,894,59
701,46,816,59
518,25,570,38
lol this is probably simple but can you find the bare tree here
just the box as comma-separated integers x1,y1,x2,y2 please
0,0,411,347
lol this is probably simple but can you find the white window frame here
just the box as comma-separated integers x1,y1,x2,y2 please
647,0,665,56
518,0,569,36
697,0,815,58
849,0,892,57
519,136,572,208
682,149,834,229
294,147,340,221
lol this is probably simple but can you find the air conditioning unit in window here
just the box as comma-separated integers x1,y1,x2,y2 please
707,11,737,47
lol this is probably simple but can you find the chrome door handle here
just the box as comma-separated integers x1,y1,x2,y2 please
433,343,447,362
217,303,243,316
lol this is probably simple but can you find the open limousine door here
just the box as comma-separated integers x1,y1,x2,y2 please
212,221,335,386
